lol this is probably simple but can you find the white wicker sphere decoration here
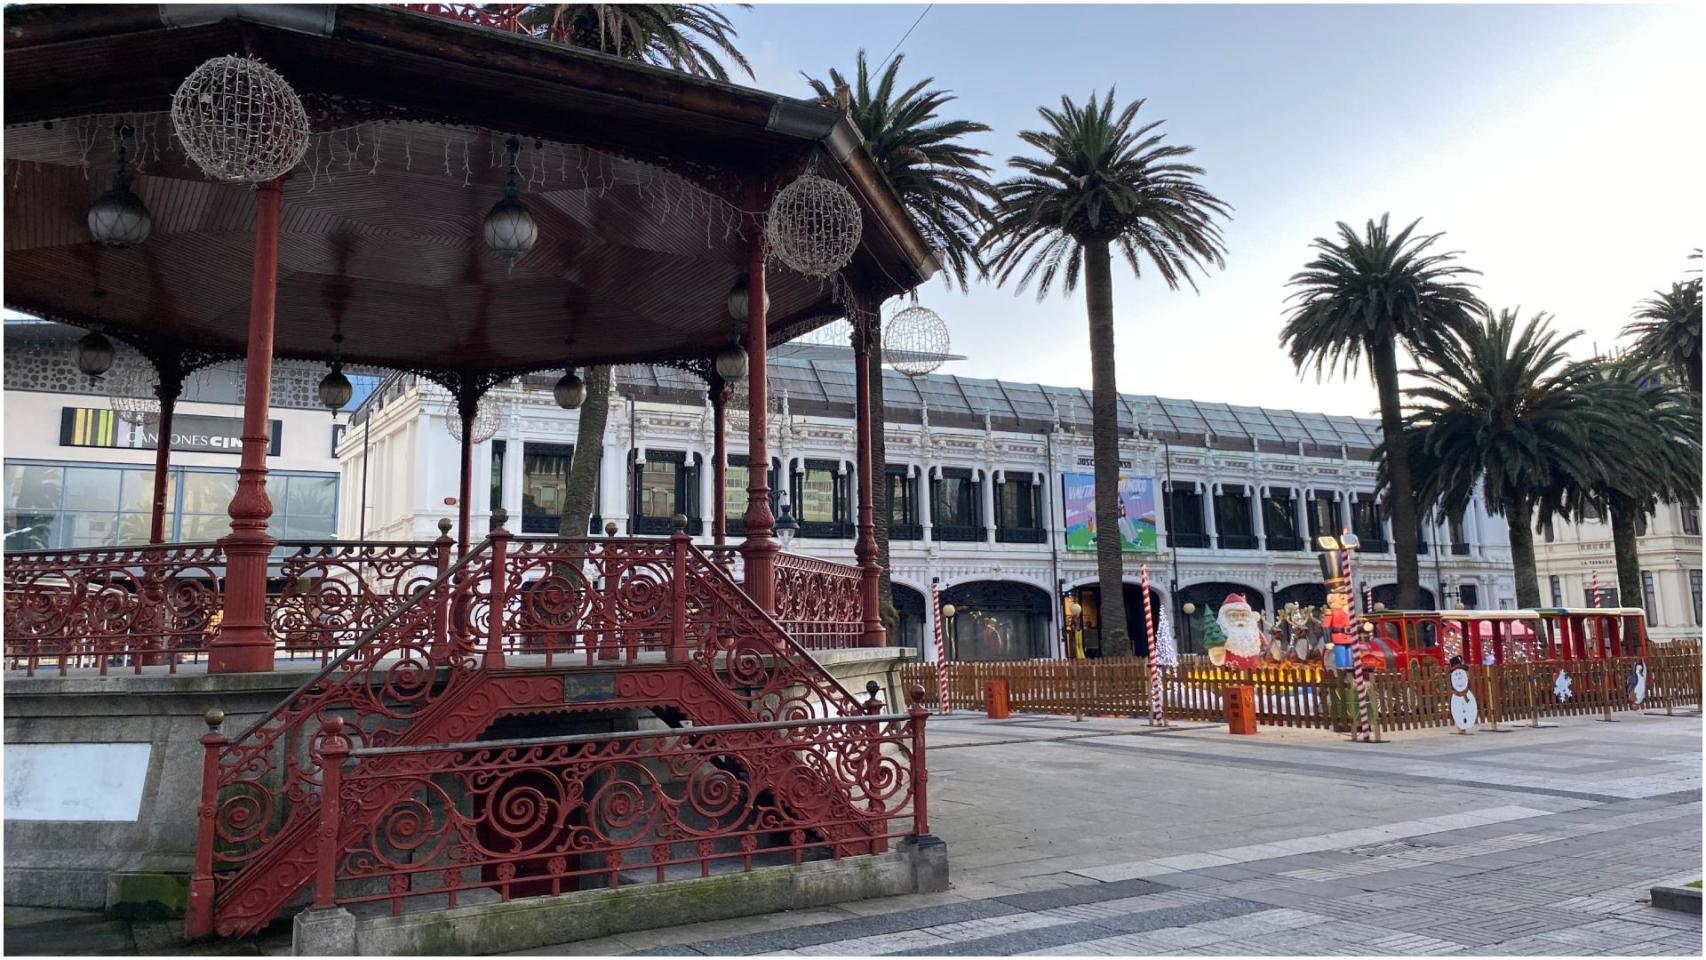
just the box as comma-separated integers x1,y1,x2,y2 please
442,391,512,445
723,373,781,433
171,55,312,183
764,173,862,278
106,363,161,427
883,304,950,378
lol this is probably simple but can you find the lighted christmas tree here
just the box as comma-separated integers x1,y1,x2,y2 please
1155,604,1179,668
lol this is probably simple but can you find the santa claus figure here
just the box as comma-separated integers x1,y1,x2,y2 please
1217,594,1264,670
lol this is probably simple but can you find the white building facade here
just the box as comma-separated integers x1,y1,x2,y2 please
337,357,1518,661
1534,504,1703,644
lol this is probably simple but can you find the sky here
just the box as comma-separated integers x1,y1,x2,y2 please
731,2,1705,417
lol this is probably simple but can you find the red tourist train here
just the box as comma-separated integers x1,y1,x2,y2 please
1360,607,1650,671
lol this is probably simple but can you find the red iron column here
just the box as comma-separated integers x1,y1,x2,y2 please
148,368,182,544
852,299,886,647
210,179,283,674
739,250,777,613
712,375,727,547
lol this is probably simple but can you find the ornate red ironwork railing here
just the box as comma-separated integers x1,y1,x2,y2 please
308,706,929,916
772,551,864,650
2,538,453,675
193,527,867,939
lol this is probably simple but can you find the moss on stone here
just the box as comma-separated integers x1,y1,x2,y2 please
106,871,189,922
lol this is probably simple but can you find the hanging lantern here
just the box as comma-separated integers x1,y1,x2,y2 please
87,126,152,248
318,362,352,418
171,55,311,183
725,275,770,322
883,304,951,377
484,138,538,269
553,369,586,410
714,340,748,383
764,170,862,278
75,330,115,379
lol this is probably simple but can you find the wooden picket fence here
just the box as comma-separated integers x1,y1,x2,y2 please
899,639,1701,737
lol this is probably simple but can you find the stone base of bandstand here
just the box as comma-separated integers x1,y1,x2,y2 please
0,647,919,923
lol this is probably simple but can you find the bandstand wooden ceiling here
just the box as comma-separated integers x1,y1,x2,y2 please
2,3,938,379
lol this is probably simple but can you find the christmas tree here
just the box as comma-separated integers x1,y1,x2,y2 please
1199,606,1227,650
1155,604,1179,668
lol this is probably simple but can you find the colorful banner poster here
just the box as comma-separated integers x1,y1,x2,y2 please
1062,472,1157,552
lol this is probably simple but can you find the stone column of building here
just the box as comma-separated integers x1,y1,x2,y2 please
983,469,998,544
918,465,933,542
1204,481,1219,547
1252,483,1267,548
739,248,777,613
209,178,284,674
1294,485,1307,541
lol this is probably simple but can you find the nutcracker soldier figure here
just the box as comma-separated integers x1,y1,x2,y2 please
1316,533,1360,671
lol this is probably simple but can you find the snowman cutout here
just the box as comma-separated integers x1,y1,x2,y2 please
1628,663,1647,706
1554,668,1574,702
1448,658,1478,733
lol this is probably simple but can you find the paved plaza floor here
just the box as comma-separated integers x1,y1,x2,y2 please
535,709,1703,957
2,709,1698,956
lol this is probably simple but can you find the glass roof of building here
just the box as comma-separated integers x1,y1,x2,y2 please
613,356,1382,454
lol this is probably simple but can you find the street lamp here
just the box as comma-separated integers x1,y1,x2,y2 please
1182,600,1197,653
940,602,958,660
775,494,799,550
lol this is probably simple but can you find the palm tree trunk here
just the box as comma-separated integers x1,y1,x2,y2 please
1688,356,1702,397
1083,239,1132,656
559,366,613,538
1371,342,1422,608
1505,492,1542,608
1607,493,1643,609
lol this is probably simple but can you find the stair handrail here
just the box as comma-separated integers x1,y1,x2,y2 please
226,535,496,745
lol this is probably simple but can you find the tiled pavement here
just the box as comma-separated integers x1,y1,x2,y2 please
530,710,1702,957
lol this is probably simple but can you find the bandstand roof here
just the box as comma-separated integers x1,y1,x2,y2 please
2,4,938,385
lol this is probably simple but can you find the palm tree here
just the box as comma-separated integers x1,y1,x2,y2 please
1563,360,1701,610
982,90,1229,656
1281,215,1482,610
1402,310,1630,607
805,51,993,631
1622,279,1702,395
515,4,751,81
516,4,751,540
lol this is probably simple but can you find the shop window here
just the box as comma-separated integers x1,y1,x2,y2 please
885,467,919,540
1457,584,1479,610
1585,585,1620,609
630,450,698,535
521,443,573,535
1641,571,1657,624
1164,486,1206,548
1549,575,1563,608
790,459,850,539
931,469,981,542
997,473,1044,543
941,580,1051,660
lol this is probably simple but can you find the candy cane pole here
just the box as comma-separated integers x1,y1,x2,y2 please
1591,569,1602,609
931,577,950,714
1344,531,1372,742
1142,564,1165,726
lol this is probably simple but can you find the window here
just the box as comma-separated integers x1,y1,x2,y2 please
1585,585,1620,609
1351,495,1386,551
630,450,698,535
724,455,777,538
1457,584,1479,610
997,473,1044,543
1306,492,1340,541
1549,575,1563,608
1164,485,1206,547
490,439,506,517
521,443,573,534
931,469,980,541
1691,570,1702,626
1683,503,1701,536
1581,501,1602,523
1262,493,1300,549
1641,571,1657,623
1448,516,1469,554
790,459,850,538
1214,488,1255,549
3,461,336,549
885,467,919,540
